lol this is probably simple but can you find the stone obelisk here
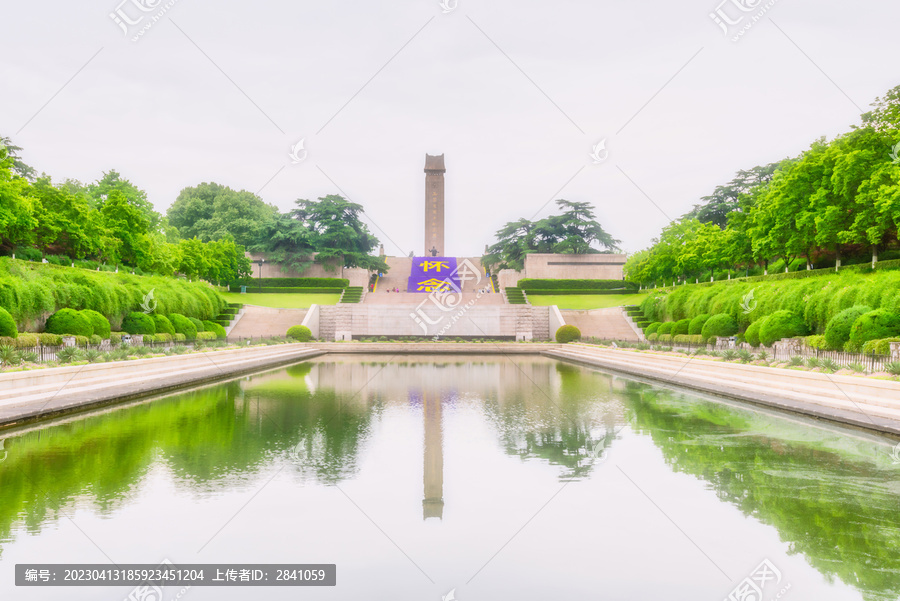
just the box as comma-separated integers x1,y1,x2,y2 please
424,154,445,257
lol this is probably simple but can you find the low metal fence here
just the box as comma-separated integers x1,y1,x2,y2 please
581,338,896,373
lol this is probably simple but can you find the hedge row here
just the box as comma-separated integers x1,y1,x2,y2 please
228,287,345,294
230,277,348,290
519,279,638,291
522,289,638,295
0,258,224,329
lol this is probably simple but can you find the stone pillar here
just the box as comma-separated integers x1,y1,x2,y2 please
891,341,900,361
62,336,76,347
424,154,446,257
423,390,444,519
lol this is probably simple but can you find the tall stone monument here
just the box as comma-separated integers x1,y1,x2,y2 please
424,154,445,257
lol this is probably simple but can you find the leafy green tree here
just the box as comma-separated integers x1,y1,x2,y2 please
0,136,36,180
483,200,620,272
0,152,36,249
167,182,277,247
100,190,150,265
89,170,160,230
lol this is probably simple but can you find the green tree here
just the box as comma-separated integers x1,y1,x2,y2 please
89,170,160,230
100,190,151,265
167,182,277,247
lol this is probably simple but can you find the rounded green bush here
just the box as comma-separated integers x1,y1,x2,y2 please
202,320,227,339
89,334,103,345
122,312,157,335
169,314,198,341
701,313,738,342
188,317,205,332
673,319,691,336
849,309,900,349
286,325,313,341
744,319,764,347
153,314,176,336
688,314,710,336
645,322,661,336
758,310,809,347
555,325,582,343
647,333,659,342
45,308,93,337
657,322,675,336
0,307,17,338
196,331,217,341
80,309,111,339
824,305,872,351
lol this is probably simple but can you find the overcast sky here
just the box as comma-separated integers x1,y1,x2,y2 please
2,0,898,257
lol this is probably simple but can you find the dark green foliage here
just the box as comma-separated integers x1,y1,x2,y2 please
522,289,638,295
286,325,312,341
824,305,872,351
45,308,93,337
518,279,638,291
505,287,527,304
122,312,156,335
688,314,710,336
701,314,738,342
79,309,111,338
152,314,176,336
555,325,582,343
188,317,205,331
849,309,900,348
169,314,198,340
202,320,226,339
340,287,364,303
0,308,16,338
673,319,691,336
758,310,809,347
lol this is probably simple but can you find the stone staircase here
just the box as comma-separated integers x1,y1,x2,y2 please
559,307,641,341
531,306,550,340
319,306,336,341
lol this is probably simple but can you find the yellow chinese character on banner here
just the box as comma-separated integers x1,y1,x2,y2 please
416,278,448,292
422,261,448,272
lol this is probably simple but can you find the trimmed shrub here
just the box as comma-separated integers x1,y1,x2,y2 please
174,333,187,342
74,335,90,346
45,308,93,337
657,322,675,336
861,338,900,355
109,332,125,344
648,333,659,342
744,320,764,347
169,314,198,341
196,331,217,341
701,313,738,342
122,312,157,335
153,333,174,343
688,314,711,336
14,333,38,348
89,334,102,345
188,317,205,332
202,320,227,339
555,325,582,343
234,277,349,289
674,334,703,345
658,334,674,344
0,307,17,338
759,310,809,347
286,325,312,341
849,309,900,349
824,305,872,351
152,314,176,336
673,319,691,336
38,333,62,346
804,335,828,350
645,322,661,336
80,309,111,338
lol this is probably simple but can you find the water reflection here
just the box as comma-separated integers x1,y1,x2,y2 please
0,356,898,600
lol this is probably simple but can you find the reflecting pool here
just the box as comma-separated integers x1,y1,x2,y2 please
1,355,898,600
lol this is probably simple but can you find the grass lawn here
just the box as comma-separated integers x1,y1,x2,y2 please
221,292,341,308
527,293,649,310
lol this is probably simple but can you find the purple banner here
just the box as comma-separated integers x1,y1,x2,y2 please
407,257,460,293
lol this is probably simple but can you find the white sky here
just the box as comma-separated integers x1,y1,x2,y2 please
2,0,898,257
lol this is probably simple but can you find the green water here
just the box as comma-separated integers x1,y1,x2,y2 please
0,356,898,600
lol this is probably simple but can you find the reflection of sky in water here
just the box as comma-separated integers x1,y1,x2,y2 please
0,355,896,600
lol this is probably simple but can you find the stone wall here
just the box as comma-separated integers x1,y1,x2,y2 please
317,304,551,341
522,254,626,280
246,253,369,287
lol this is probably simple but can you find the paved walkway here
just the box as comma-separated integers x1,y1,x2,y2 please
560,307,640,341
544,344,900,436
229,305,308,339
